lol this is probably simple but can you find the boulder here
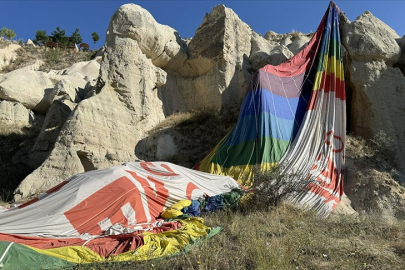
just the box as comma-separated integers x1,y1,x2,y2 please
395,35,405,75
0,43,20,71
250,32,294,70
52,79,80,103
341,11,400,64
47,59,101,90
29,98,76,169
58,60,100,80
0,100,32,126
109,4,188,71
0,70,55,113
17,60,44,72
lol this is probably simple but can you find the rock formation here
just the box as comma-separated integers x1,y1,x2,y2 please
0,43,20,71
341,11,405,180
0,3,404,219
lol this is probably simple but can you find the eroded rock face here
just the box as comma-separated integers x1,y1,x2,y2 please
160,4,253,114
341,12,405,176
14,4,167,198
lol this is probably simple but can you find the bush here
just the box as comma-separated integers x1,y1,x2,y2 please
242,165,310,210
0,27,16,40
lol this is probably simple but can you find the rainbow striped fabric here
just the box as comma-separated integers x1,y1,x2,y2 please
196,1,345,216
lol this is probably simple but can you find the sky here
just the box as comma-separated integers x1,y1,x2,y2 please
1,1,404,49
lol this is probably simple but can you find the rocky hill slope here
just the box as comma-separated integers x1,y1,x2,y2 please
1,4,405,220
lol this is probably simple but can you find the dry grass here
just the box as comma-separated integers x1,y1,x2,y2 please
0,45,93,73
141,108,239,168
71,203,405,270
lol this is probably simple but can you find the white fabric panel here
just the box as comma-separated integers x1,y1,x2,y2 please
0,162,240,237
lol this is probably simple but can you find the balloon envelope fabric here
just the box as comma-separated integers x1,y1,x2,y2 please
196,1,345,217
0,162,241,269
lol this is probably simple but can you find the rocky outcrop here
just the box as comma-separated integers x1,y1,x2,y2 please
159,5,253,114
0,43,20,71
28,80,78,169
0,70,56,113
14,4,167,198
395,35,405,75
341,11,405,177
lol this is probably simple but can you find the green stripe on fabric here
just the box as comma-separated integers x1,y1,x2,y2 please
211,136,290,167
0,241,75,270
316,38,343,73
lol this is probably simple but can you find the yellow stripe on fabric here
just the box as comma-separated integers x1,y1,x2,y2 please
108,217,210,262
199,162,278,187
312,56,344,91
23,218,213,265
27,245,105,264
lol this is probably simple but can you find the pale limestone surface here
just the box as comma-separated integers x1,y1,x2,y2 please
15,4,166,198
0,70,56,113
341,12,405,176
0,100,32,126
0,43,20,71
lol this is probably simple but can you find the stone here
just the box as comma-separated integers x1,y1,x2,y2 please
0,70,56,113
0,100,31,126
52,79,80,103
29,98,76,169
156,134,177,160
26,39,36,47
109,4,187,71
160,4,253,114
341,11,400,64
0,43,20,71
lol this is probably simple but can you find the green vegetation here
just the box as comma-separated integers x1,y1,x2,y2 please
70,28,82,44
91,31,100,45
0,45,93,73
33,30,49,46
0,27,16,40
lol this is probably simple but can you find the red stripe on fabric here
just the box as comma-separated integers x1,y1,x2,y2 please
260,18,325,78
126,170,169,220
0,221,181,258
46,180,69,194
308,72,345,111
306,183,340,207
186,182,200,200
64,176,146,235
18,197,39,209
141,162,179,176
322,73,345,100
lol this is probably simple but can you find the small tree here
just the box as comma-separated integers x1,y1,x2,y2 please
91,32,100,45
0,27,16,40
34,30,49,46
70,28,82,44
51,26,68,47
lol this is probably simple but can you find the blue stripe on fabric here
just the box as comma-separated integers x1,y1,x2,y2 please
225,112,301,146
239,88,310,121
